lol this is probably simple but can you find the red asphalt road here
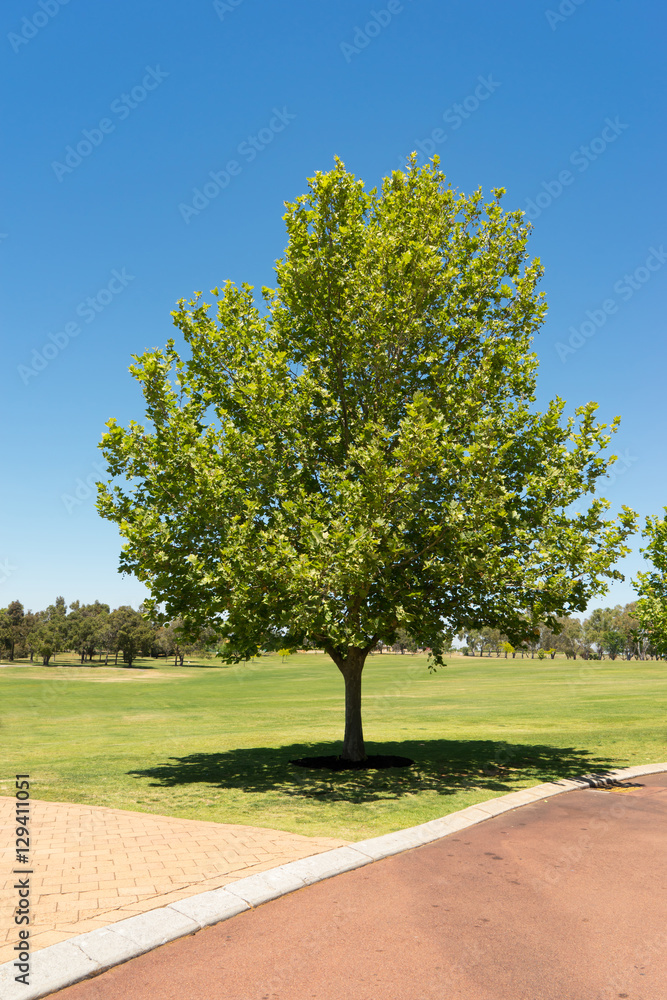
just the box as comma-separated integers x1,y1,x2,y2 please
51,773,667,1000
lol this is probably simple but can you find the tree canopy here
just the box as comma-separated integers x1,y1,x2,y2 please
97,157,635,760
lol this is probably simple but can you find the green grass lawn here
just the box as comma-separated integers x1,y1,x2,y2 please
1,651,665,840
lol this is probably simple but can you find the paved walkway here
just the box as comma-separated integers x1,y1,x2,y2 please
49,772,667,1000
0,798,346,962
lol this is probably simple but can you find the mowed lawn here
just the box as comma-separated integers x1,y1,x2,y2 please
1,651,666,840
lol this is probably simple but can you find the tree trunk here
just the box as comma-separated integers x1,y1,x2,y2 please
341,657,365,760
326,645,368,761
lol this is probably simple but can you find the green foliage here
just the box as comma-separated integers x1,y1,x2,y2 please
600,629,625,660
154,618,215,665
584,607,615,653
109,606,155,666
0,597,226,667
548,616,583,658
458,629,483,655
394,628,419,653
101,162,633,649
97,157,635,755
27,597,69,665
67,601,111,662
0,609,14,660
581,604,641,659
634,510,667,656
0,600,26,661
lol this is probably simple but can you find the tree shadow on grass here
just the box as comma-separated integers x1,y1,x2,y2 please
128,739,622,805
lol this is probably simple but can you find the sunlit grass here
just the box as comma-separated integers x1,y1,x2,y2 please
1,651,665,839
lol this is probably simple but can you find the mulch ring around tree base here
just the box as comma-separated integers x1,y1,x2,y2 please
290,754,414,771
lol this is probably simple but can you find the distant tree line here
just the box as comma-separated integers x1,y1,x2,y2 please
372,628,449,656
0,598,218,667
457,603,659,660
0,598,658,665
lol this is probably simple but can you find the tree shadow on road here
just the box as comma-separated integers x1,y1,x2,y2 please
129,739,621,805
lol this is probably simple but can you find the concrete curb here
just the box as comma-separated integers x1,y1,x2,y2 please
2,761,665,999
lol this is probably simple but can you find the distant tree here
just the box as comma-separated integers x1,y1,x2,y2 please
394,628,419,654
67,601,111,663
0,600,28,661
458,629,483,656
583,608,616,658
580,604,643,660
538,617,585,659
108,606,155,667
26,624,54,666
155,622,178,661
27,597,68,665
22,611,38,662
97,614,121,666
0,609,12,661
154,618,211,665
479,627,503,656
614,603,641,659
549,616,583,659
6,601,25,660
600,629,625,660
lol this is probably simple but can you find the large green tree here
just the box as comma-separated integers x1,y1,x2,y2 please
98,158,635,760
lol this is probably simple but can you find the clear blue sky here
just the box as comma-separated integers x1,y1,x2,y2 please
1,0,665,614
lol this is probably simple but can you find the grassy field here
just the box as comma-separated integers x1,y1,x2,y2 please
1,651,665,840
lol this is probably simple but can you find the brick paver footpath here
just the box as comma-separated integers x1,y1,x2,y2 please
0,797,347,962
